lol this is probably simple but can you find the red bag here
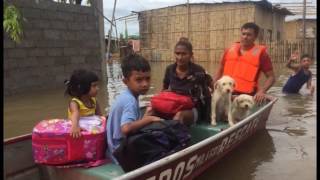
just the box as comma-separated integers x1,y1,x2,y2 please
151,91,194,118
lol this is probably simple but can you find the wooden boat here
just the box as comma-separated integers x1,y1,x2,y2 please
4,96,277,180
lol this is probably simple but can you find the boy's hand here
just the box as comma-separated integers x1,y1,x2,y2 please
144,106,154,116
150,116,163,122
70,125,82,138
144,115,163,123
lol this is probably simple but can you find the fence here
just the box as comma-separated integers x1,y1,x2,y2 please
263,39,316,63
147,39,316,63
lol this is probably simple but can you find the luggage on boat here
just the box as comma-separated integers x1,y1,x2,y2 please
113,120,191,172
32,116,107,167
151,91,194,118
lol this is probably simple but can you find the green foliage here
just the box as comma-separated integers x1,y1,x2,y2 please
3,3,23,43
128,35,140,40
86,0,92,6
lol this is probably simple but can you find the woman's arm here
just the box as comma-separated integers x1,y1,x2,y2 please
162,66,171,90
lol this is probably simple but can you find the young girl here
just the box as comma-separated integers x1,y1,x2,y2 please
65,69,102,138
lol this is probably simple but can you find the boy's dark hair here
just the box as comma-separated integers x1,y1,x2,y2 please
121,54,151,78
241,22,260,36
64,69,99,97
175,38,193,53
300,54,311,60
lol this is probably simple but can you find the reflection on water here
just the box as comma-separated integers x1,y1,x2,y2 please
106,61,126,109
196,63,316,180
4,60,316,180
195,130,275,180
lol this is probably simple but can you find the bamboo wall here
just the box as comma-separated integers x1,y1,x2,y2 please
283,21,298,41
284,19,317,40
139,3,290,63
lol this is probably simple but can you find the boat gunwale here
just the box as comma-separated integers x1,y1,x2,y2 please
114,96,278,180
4,133,32,145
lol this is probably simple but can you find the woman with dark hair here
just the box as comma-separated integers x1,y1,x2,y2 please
161,38,213,125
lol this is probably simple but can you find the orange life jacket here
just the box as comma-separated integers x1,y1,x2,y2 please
223,42,266,94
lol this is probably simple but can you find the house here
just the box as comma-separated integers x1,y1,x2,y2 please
138,0,292,62
284,18,316,40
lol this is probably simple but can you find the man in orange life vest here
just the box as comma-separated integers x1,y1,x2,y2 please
213,22,275,104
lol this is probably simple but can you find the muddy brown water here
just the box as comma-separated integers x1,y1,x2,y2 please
4,61,316,180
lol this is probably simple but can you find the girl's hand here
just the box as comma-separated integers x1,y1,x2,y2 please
70,125,82,138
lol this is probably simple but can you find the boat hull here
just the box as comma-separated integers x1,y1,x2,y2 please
115,97,276,180
4,97,277,180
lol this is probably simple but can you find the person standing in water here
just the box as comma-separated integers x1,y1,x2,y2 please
282,52,315,95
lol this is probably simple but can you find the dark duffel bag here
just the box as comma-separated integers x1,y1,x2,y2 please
113,120,191,172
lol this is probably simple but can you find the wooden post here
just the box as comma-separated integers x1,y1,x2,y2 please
186,0,190,38
302,0,307,53
114,20,119,50
106,0,117,62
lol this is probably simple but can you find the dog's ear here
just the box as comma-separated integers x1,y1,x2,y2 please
234,97,241,106
249,96,255,105
214,81,219,90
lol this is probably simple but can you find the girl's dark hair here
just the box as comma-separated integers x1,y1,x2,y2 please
64,69,99,97
175,38,193,53
121,53,151,78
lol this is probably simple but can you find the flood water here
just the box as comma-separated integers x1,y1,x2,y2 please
4,60,316,180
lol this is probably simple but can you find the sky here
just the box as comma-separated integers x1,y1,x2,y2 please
102,0,317,37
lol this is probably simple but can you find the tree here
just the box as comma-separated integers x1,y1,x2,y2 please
3,2,24,43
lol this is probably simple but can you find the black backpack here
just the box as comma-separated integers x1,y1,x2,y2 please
113,120,191,172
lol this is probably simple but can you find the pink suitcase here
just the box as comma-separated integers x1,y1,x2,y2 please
32,116,107,167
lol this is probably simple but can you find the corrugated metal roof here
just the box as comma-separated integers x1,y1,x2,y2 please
138,0,294,16
285,17,317,22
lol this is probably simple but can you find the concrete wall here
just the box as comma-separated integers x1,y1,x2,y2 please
4,0,105,96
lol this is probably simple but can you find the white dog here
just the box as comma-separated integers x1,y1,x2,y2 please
230,94,255,125
211,76,235,126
